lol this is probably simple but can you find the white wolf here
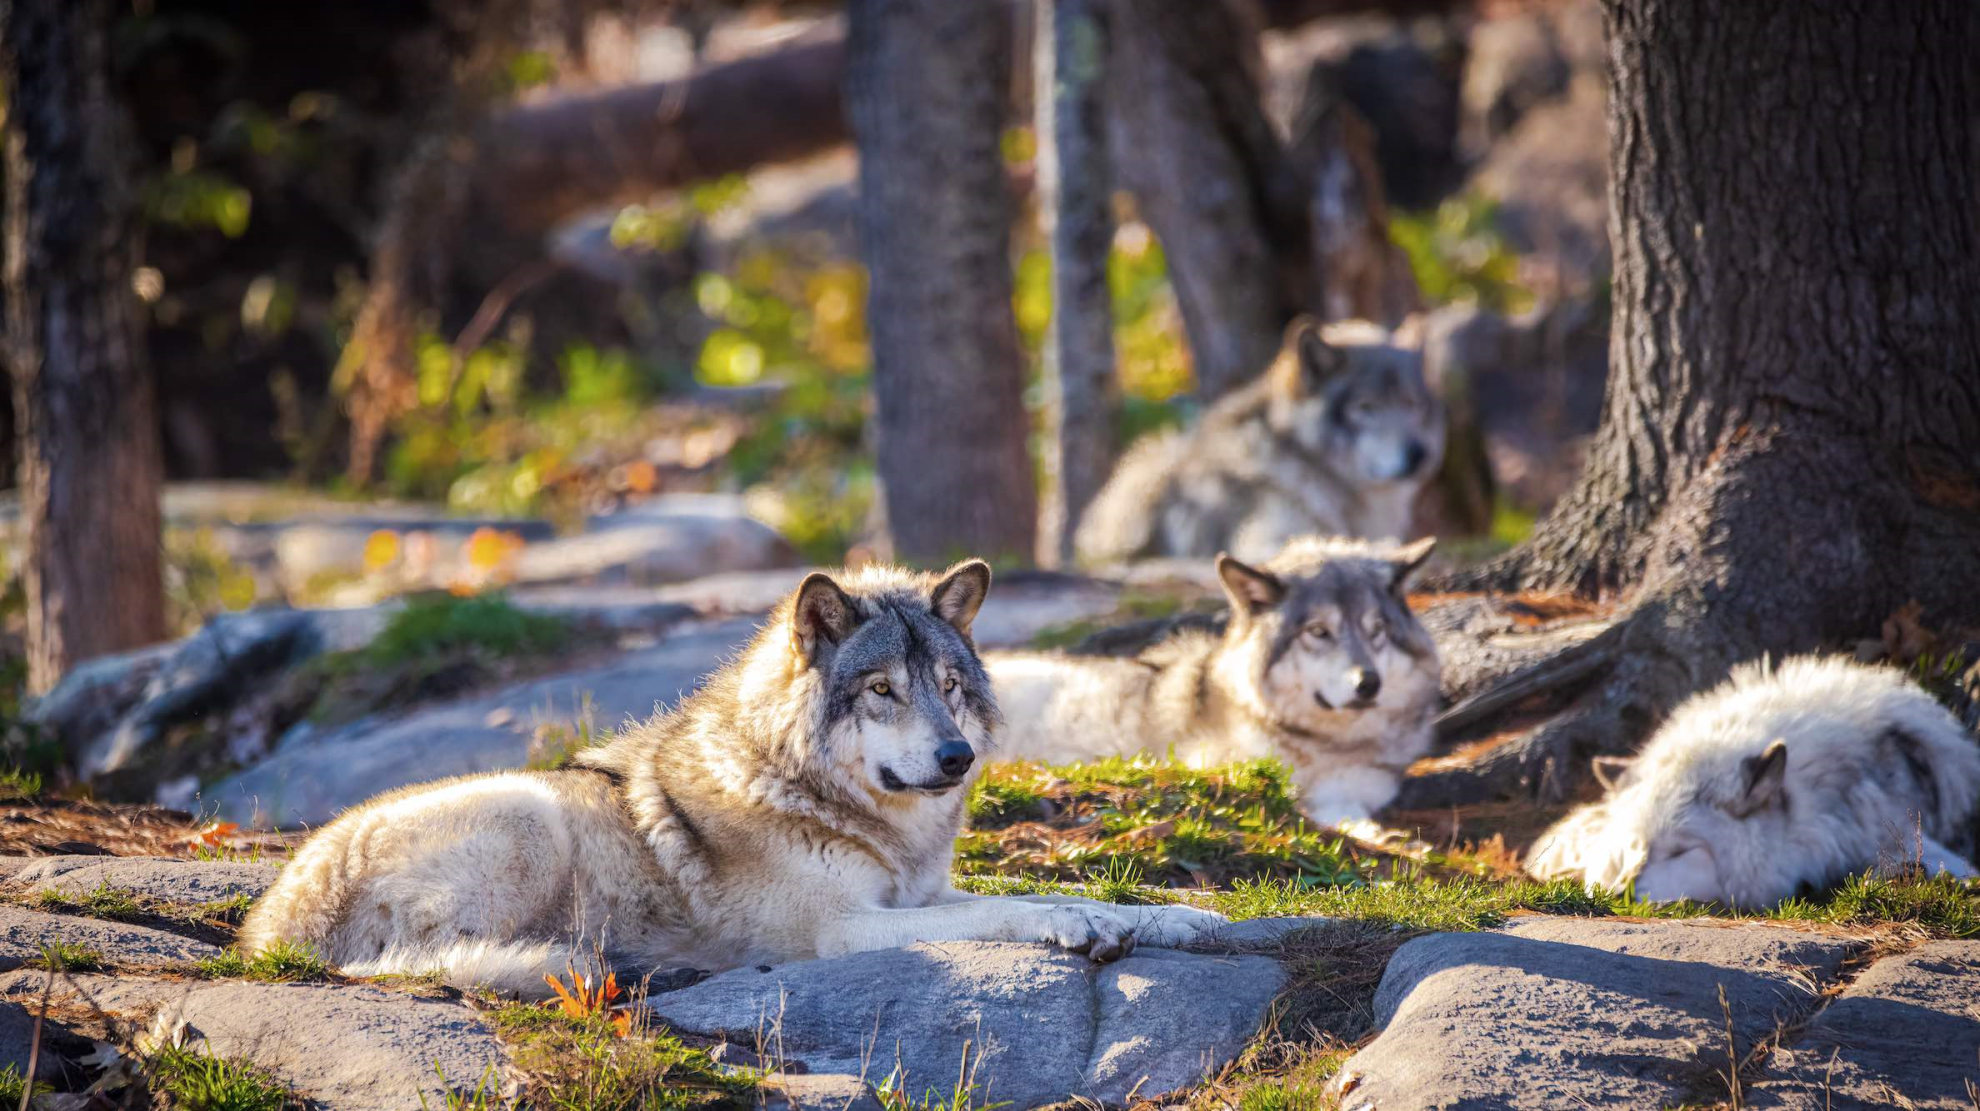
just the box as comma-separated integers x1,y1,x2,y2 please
986,537,1442,825
238,562,1224,997
1074,318,1446,565
1526,655,1980,907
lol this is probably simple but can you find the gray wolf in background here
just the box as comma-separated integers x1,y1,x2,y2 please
1526,655,1980,907
239,562,1224,996
987,537,1441,825
1074,318,1446,565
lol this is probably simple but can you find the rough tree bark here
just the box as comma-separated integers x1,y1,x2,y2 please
1035,0,1121,566
1107,0,1313,399
846,0,1037,563
2,0,169,694
1404,0,1980,806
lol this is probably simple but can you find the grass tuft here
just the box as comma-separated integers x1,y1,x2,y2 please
151,1045,299,1110
35,882,145,922
0,1063,50,1106
494,1001,755,1110
30,941,106,973
195,941,331,982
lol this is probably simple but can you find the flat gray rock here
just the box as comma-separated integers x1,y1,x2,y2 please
0,904,218,971
1338,918,1859,1110
209,617,761,828
648,941,1284,1109
514,494,798,587
0,999,37,1072
86,979,505,1110
1749,940,1980,1110
6,856,277,906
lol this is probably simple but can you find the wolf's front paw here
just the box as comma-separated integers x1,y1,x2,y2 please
1127,903,1229,948
1034,905,1136,962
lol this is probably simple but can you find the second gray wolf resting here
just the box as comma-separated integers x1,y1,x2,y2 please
987,537,1443,826
1526,655,1980,907
238,562,1225,997
1074,317,1446,565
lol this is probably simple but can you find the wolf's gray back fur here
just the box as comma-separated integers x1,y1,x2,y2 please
1074,318,1445,565
238,562,1225,996
1526,655,1980,907
989,537,1443,824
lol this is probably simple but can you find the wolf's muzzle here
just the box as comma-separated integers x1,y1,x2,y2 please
936,740,975,778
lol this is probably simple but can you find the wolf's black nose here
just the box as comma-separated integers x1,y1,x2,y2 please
937,740,975,777
1351,668,1381,700
1402,442,1428,474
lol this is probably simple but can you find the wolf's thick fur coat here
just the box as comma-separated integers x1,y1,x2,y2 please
1074,319,1446,565
988,537,1443,824
1526,655,1980,907
238,562,1223,995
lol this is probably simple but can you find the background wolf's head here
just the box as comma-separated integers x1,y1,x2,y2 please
1269,318,1447,491
775,561,1002,803
1214,536,1441,732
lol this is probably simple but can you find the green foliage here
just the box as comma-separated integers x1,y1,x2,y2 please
166,528,265,634
1025,588,1199,651
0,1064,51,1106
146,168,253,238
1770,872,1980,937
30,941,107,973
494,1002,756,1110
151,1045,299,1111
367,592,572,667
195,941,331,982
1390,193,1533,313
958,757,1365,889
0,768,41,801
36,883,144,922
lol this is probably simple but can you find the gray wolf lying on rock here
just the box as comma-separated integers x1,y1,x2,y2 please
239,562,1224,997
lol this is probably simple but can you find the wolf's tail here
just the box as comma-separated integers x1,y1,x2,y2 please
1072,430,1183,563
340,941,579,999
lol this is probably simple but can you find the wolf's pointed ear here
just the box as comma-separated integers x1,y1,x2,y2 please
1591,754,1635,792
1271,317,1345,400
791,572,857,660
1734,739,1788,815
1389,537,1438,597
1216,553,1285,615
931,559,992,638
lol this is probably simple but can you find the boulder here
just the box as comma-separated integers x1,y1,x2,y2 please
0,905,219,972
208,617,761,828
5,856,277,906
1748,940,1980,1110
648,941,1285,1109
1337,918,1859,1109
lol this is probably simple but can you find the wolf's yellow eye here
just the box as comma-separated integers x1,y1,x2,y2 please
944,676,958,693
869,680,891,697
1305,625,1332,641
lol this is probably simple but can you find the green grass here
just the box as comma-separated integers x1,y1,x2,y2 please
30,941,106,973
367,591,572,667
195,941,331,982
493,1003,756,1110
0,768,42,801
151,1045,299,1110
35,882,144,922
195,894,257,927
1024,589,1200,652
959,757,1364,889
0,1063,50,1106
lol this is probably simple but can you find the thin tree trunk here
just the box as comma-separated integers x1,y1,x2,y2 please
3,0,168,695
1409,0,1980,805
1035,0,1121,567
1107,0,1313,400
846,0,1037,564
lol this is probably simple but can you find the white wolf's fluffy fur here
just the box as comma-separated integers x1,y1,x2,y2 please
1526,656,1980,907
988,536,1442,824
238,562,1224,997
1075,319,1445,565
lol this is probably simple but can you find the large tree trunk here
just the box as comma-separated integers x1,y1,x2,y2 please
3,0,168,695
1406,0,1980,805
1035,0,1121,566
846,0,1037,564
1107,0,1313,399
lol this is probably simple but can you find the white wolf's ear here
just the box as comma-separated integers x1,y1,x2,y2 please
1389,537,1438,597
930,559,992,637
1590,754,1634,792
1733,739,1788,816
1216,553,1285,615
792,572,858,659
1272,316,1345,400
